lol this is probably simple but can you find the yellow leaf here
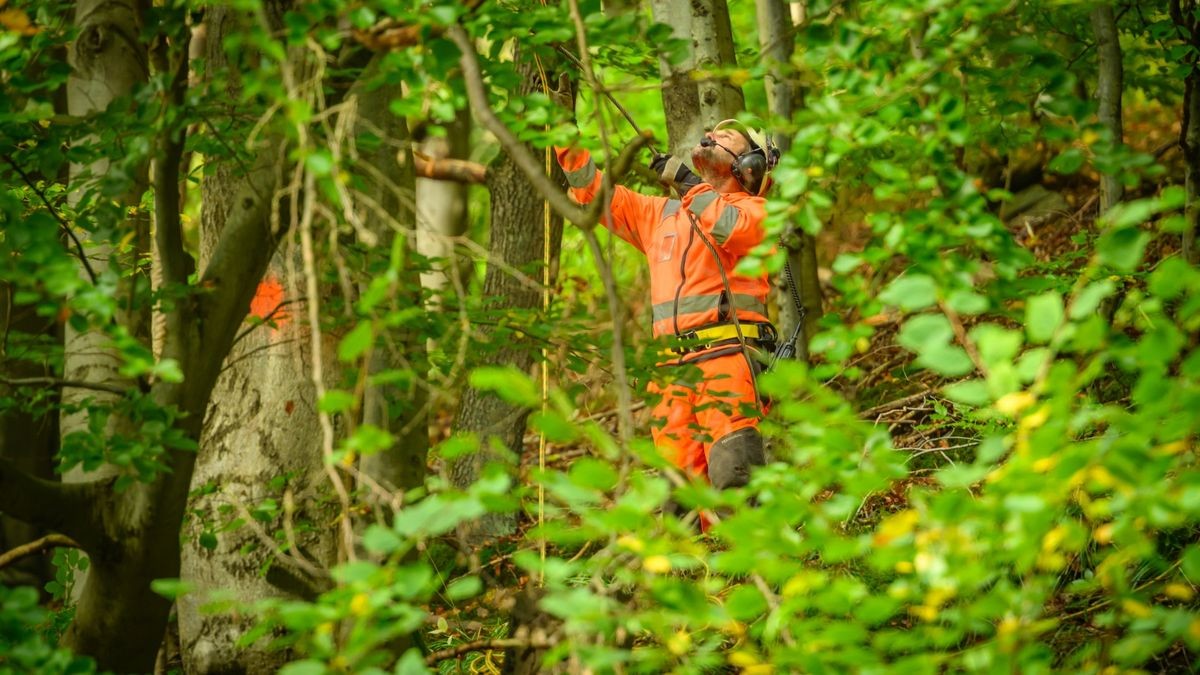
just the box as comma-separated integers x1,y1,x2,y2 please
728,69,751,87
643,555,671,574
350,592,370,616
729,650,760,667
1093,523,1114,544
616,535,644,553
1081,130,1100,145
744,665,775,675
1190,618,1200,642
873,509,920,546
1041,525,1067,552
1032,456,1058,473
909,604,937,622
1165,583,1194,601
894,560,914,574
0,7,36,35
1020,404,1050,430
666,629,691,656
806,166,824,178
995,391,1035,416
1121,599,1152,619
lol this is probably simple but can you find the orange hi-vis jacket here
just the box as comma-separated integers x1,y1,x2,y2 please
555,147,771,343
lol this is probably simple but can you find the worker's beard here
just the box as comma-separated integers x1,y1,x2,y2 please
691,145,733,183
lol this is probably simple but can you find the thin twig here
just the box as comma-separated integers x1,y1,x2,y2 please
2,156,97,284
0,376,129,396
424,637,554,667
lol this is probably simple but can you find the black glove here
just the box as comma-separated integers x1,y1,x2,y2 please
650,152,702,193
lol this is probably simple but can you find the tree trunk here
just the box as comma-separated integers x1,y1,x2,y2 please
0,297,58,589
450,58,564,542
691,0,745,125
356,60,428,496
1091,3,1124,212
1179,0,1200,265
757,0,822,357
416,109,471,298
650,0,703,155
60,0,149,482
177,7,337,673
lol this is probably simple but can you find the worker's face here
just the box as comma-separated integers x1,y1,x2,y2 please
692,127,750,180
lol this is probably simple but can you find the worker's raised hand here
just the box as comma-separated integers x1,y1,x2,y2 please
650,152,702,193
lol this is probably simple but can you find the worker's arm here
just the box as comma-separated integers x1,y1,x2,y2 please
680,185,767,258
555,147,666,254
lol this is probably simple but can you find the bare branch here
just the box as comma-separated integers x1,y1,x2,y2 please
0,375,129,396
0,534,82,569
414,152,487,183
425,637,554,667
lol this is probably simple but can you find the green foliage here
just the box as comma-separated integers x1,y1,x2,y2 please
0,585,95,675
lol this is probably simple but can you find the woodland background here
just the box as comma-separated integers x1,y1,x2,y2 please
1,0,1199,673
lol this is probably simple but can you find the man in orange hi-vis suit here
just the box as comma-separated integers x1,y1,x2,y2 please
556,119,780,495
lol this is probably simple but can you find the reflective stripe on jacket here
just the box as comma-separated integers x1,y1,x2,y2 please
556,147,771,337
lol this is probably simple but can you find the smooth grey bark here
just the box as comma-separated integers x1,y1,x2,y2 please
1091,3,1124,212
416,109,471,297
650,0,702,155
450,56,564,542
0,2,290,669
60,0,150,486
757,0,821,357
178,7,339,673
691,0,745,125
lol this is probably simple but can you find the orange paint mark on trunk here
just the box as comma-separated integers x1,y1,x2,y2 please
249,275,290,331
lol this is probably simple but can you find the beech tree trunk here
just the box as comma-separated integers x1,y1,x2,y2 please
1091,3,1124,212
450,56,564,542
177,7,339,673
416,110,471,297
650,0,702,155
757,0,822,357
691,0,745,125
1178,0,1200,265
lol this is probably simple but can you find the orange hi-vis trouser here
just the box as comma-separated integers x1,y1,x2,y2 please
648,351,765,484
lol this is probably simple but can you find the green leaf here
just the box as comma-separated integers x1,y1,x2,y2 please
304,150,334,177
880,274,938,311
319,390,355,414
362,524,404,554
942,379,990,407
1069,280,1116,319
199,531,218,550
1047,147,1085,174
445,575,482,601
946,290,989,315
724,584,767,620
394,649,432,675
1025,292,1063,344
569,458,619,491
1097,227,1149,273
150,578,194,600
280,660,328,675
969,324,1023,367
897,314,952,353
339,321,373,362
916,345,975,377
468,366,540,407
